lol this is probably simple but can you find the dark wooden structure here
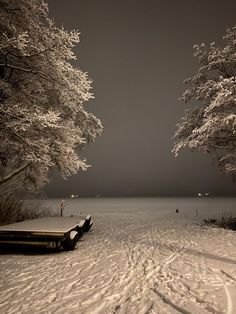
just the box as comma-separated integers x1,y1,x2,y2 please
0,215,93,251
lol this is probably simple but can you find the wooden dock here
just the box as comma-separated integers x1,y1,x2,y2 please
0,215,93,251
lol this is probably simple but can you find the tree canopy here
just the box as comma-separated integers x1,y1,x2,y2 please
173,26,236,176
0,0,103,191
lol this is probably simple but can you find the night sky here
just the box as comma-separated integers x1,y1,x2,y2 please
45,0,236,197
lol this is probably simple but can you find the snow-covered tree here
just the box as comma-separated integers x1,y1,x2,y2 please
0,0,103,191
173,26,236,176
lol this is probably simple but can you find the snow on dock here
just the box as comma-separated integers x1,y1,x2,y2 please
0,217,84,233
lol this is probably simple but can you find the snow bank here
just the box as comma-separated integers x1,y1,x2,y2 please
0,198,236,313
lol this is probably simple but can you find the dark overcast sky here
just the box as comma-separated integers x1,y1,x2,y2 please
45,0,236,197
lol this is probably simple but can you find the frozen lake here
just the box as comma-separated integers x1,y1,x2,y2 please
1,197,236,313
43,197,236,221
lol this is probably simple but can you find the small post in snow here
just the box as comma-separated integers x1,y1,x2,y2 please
60,200,65,217
196,208,198,217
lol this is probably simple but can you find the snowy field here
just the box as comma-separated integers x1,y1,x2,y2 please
0,197,236,314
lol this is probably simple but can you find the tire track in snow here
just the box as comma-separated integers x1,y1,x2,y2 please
214,269,236,314
110,230,192,313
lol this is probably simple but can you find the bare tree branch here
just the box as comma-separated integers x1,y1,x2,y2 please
210,144,229,150
0,162,31,186
0,63,50,79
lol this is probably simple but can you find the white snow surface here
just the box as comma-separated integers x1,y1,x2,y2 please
0,217,85,233
0,197,236,314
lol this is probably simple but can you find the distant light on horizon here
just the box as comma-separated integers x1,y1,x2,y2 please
198,192,210,197
70,194,79,198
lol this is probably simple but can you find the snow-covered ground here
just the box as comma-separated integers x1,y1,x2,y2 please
0,197,236,314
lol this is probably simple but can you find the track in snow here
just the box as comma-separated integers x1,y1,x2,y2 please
0,215,236,313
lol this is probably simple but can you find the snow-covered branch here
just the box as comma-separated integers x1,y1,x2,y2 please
0,0,103,192
173,25,236,176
